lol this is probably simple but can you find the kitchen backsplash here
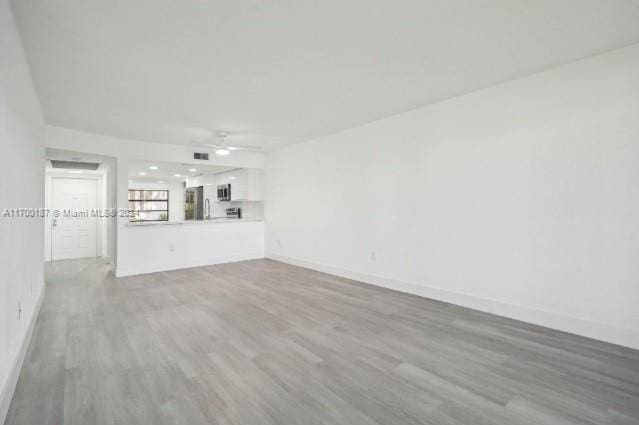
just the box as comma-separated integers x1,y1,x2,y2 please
212,200,264,220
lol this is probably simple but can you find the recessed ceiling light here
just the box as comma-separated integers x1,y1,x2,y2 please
189,168,196,172
138,171,146,176
174,173,181,177
149,165,158,170
215,148,230,156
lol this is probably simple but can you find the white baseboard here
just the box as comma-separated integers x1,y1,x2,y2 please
0,283,46,425
116,251,265,277
266,253,639,350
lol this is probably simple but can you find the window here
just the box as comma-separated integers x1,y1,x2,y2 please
128,189,169,222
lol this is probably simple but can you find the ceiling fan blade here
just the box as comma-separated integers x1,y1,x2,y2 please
228,145,262,151
190,140,218,148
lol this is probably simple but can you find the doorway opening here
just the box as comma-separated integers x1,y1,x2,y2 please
44,149,117,266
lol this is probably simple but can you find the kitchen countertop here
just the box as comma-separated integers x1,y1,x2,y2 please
125,218,264,227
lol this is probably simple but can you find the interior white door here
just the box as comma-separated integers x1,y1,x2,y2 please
52,177,98,260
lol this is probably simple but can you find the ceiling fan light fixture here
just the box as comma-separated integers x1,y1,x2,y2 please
215,148,230,156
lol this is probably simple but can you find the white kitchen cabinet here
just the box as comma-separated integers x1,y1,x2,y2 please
215,172,230,186
186,175,216,201
199,174,217,207
228,169,247,200
217,168,263,201
185,175,200,188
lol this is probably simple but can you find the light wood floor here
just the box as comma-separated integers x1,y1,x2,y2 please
5,258,639,425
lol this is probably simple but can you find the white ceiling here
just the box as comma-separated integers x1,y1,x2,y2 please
127,160,233,181
11,0,639,150
45,148,114,174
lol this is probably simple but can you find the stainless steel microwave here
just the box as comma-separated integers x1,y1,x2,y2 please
217,184,231,201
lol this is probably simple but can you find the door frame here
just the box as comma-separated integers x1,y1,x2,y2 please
46,175,102,261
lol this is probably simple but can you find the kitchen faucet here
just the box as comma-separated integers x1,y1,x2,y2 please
204,198,210,219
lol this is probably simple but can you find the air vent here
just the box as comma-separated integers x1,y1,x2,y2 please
50,160,100,170
194,152,209,160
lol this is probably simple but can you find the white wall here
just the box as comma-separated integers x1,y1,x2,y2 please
116,221,264,277
265,44,639,349
104,161,117,264
0,1,46,422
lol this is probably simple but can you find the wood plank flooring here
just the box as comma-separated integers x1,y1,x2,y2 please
5,258,639,425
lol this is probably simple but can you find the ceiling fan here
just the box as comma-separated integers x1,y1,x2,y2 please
195,131,262,156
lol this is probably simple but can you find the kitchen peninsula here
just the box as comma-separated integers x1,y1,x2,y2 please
117,161,265,276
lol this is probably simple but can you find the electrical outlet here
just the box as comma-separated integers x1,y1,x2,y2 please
370,251,376,262
169,243,175,252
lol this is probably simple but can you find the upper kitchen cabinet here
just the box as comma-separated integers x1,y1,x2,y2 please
221,169,264,201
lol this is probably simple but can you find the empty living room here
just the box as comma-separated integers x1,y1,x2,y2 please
1,1,638,424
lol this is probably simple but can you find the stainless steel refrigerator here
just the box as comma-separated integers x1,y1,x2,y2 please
184,186,203,220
